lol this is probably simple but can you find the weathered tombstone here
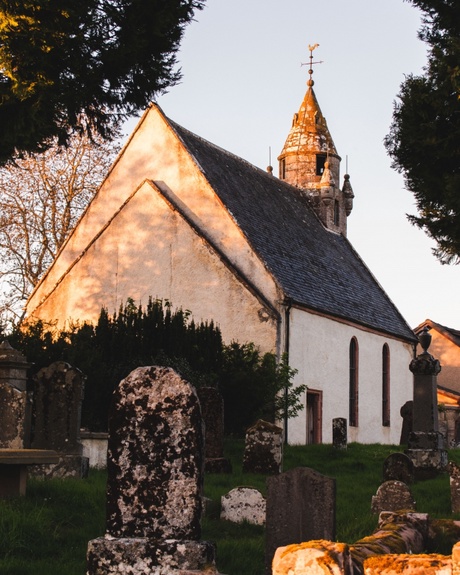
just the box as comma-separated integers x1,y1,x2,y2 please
333,417,347,449
243,419,283,475
406,327,447,478
448,461,460,514
370,480,416,515
87,366,218,575
265,467,336,575
0,341,31,449
383,452,414,484
220,487,266,525
30,361,88,478
197,386,232,474
399,400,413,445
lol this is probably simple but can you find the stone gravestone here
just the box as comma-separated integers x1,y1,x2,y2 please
197,386,232,474
220,487,266,525
406,327,447,477
383,452,414,485
448,461,460,513
371,480,416,515
265,467,336,575
399,400,413,445
87,366,218,575
0,341,31,449
30,361,88,478
243,419,283,475
332,417,347,449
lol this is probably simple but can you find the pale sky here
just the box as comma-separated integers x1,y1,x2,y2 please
126,0,460,331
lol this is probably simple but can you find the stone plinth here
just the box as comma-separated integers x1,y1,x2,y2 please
87,538,216,575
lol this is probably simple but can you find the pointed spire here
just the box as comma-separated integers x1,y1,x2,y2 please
277,45,355,237
278,44,339,191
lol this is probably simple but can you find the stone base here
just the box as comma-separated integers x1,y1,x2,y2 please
204,458,232,474
405,448,448,479
86,537,218,575
29,454,89,479
408,431,445,450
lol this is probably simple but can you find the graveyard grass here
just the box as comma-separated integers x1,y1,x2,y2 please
2,442,460,575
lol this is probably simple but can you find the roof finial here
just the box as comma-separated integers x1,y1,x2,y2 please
301,43,323,87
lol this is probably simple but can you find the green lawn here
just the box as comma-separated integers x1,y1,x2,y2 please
1,441,460,575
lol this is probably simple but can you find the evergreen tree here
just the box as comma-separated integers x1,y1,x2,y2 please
0,0,205,164
385,0,460,263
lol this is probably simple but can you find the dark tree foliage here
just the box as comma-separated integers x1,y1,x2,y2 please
0,0,205,164
9,299,303,435
385,0,460,264
12,298,222,430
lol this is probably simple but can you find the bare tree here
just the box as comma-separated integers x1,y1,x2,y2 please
0,130,121,325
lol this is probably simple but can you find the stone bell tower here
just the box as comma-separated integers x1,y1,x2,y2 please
277,45,354,236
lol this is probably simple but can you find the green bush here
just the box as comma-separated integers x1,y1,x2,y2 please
8,299,304,435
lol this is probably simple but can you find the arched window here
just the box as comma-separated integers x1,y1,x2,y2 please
349,337,359,427
382,344,390,427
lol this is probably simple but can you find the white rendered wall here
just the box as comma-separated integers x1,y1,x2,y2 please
26,105,279,327
287,307,414,445
26,181,278,352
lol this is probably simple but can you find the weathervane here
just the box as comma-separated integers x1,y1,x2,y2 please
301,43,323,86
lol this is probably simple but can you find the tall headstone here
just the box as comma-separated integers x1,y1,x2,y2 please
265,467,336,575
333,417,347,449
406,327,447,478
0,341,31,449
197,386,232,473
243,419,283,475
87,366,218,574
30,361,88,478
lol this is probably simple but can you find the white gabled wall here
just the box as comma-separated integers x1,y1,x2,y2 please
26,105,280,327
26,180,278,352
287,307,414,445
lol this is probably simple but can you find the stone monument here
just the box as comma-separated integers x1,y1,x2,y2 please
30,361,88,478
0,341,32,449
87,366,218,574
405,326,447,478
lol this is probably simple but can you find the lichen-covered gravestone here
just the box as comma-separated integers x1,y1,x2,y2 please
243,419,283,474
220,487,266,525
371,480,416,515
87,366,218,575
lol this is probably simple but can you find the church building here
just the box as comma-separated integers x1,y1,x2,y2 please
25,53,417,444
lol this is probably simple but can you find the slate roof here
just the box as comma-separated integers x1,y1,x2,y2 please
170,117,416,343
